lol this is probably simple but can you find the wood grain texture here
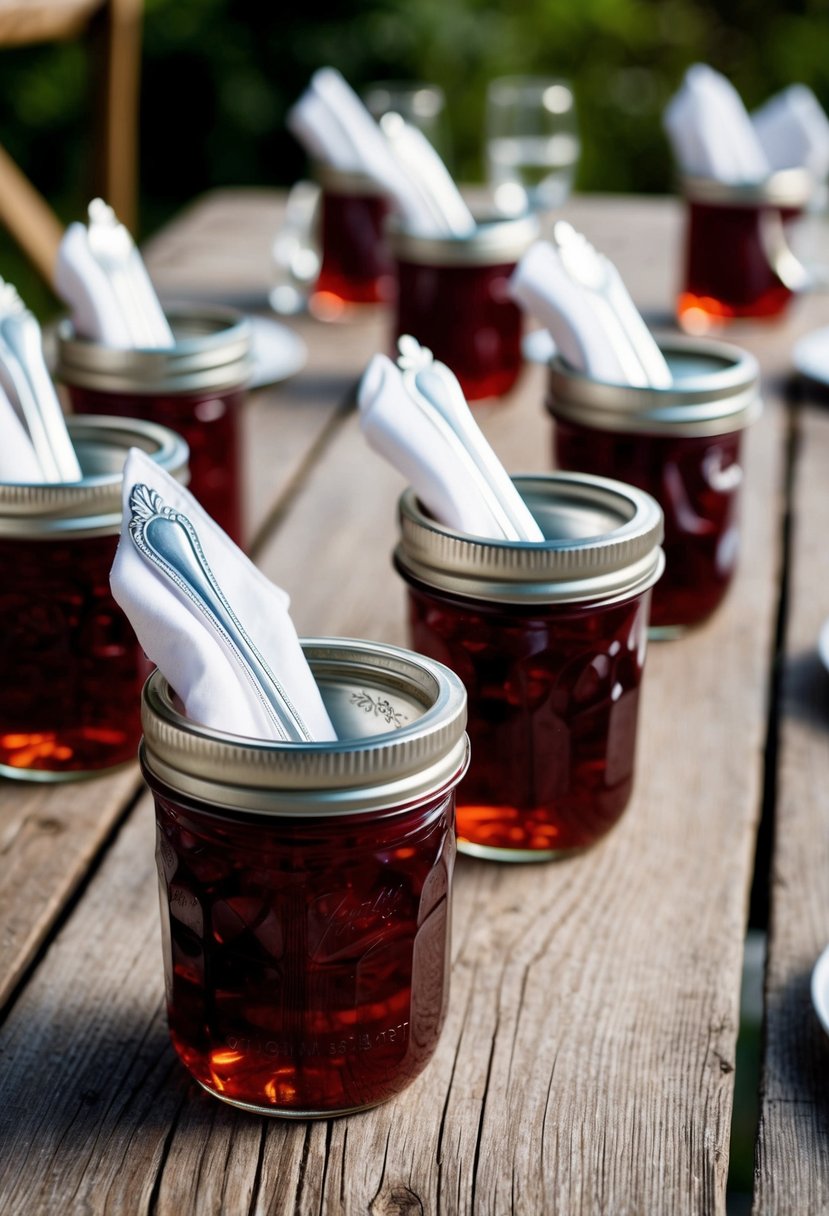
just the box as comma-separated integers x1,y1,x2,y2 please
753,391,829,1216
0,194,787,1214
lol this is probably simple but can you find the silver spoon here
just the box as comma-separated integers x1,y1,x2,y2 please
128,483,312,743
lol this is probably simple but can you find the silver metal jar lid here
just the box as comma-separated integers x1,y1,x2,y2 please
54,305,253,396
140,637,469,817
314,162,387,196
395,473,664,606
681,167,816,208
547,335,761,437
0,415,189,539
388,212,540,267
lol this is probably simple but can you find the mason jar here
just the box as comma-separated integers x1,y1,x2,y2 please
678,168,814,329
0,416,188,780
394,472,664,861
547,335,761,636
312,164,394,317
141,638,468,1118
388,212,539,401
55,305,251,546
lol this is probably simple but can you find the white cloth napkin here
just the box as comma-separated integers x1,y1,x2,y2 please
664,64,771,182
54,202,175,349
753,84,829,179
358,349,543,541
111,448,336,743
509,238,672,387
287,68,475,237
0,382,46,483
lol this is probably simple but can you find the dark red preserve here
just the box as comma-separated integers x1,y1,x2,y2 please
389,214,539,401
395,474,664,860
677,171,814,331
547,336,761,635
55,307,251,547
313,173,393,316
0,416,188,781
140,640,468,1117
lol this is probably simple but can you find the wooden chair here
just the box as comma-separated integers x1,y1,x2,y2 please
0,0,143,284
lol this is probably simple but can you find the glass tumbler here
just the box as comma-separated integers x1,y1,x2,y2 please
0,416,188,780
389,212,539,401
547,335,761,636
485,76,580,215
677,168,815,330
141,638,468,1118
394,473,664,860
311,164,394,318
55,306,251,547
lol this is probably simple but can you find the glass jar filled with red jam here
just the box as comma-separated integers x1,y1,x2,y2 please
55,306,251,547
140,638,468,1118
547,335,760,637
311,165,394,319
678,169,814,331
0,416,188,780
389,212,539,401
394,473,664,861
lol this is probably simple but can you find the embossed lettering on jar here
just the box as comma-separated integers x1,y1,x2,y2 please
547,335,761,635
394,473,664,860
140,639,468,1118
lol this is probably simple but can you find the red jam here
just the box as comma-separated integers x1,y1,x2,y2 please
678,199,800,328
402,577,649,855
393,259,523,400
149,782,456,1115
0,532,147,775
64,384,244,546
554,419,743,631
312,189,394,317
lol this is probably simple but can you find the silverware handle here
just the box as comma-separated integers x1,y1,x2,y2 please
130,488,312,742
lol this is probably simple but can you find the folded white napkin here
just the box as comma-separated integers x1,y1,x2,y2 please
288,68,475,237
55,202,175,349
358,343,543,541
0,382,46,483
509,237,672,387
111,448,336,743
664,64,770,182
753,84,829,180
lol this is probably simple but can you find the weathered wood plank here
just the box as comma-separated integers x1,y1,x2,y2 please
0,195,785,1214
753,390,829,1216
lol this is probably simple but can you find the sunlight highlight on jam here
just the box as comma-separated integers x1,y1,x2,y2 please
0,532,147,775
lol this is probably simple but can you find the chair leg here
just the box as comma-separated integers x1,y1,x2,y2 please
0,143,64,285
96,0,143,234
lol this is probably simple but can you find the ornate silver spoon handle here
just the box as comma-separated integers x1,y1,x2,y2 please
128,484,312,743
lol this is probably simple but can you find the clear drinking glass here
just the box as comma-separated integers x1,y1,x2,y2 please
363,81,449,159
485,76,580,215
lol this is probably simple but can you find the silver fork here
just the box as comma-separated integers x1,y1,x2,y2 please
86,199,174,348
0,280,82,482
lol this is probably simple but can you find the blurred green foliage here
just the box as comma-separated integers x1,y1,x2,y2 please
0,0,827,305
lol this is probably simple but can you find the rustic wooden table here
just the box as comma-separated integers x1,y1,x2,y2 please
1,192,827,1215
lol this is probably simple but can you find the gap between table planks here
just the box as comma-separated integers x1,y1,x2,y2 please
753,388,829,1216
